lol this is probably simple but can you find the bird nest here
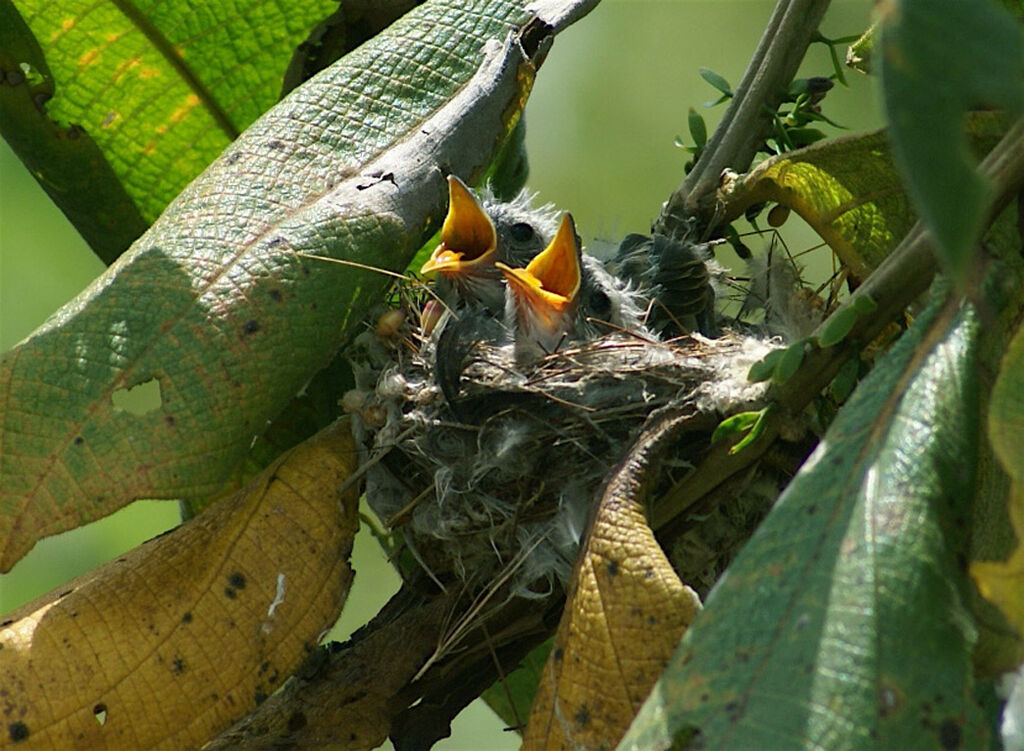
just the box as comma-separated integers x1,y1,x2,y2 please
346,310,778,597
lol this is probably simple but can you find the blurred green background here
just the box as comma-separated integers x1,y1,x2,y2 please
0,1,880,748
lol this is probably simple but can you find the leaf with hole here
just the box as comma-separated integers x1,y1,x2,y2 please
0,0,596,572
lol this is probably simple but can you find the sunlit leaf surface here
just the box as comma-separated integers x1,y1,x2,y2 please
621,298,986,750
0,420,359,750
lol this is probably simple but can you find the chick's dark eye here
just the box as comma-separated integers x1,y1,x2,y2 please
587,288,612,317
508,222,535,244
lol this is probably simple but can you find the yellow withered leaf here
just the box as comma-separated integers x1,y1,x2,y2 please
0,419,359,750
522,455,702,751
972,484,1024,645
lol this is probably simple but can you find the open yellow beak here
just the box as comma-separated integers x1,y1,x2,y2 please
420,176,497,276
496,213,581,325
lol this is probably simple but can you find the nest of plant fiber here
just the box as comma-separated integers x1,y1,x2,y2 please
345,311,779,597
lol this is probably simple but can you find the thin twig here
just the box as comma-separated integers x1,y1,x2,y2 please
652,116,1024,529
654,0,832,238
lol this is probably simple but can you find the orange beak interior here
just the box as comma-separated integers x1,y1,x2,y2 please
496,213,581,320
420,176,497,275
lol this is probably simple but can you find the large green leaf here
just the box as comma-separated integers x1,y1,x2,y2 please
2,0,339,262
717,113,1009,280
620,294,985,750
878,0,1024,283
0,0,598,571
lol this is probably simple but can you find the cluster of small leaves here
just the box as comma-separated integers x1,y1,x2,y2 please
674,28,862,268
676,26,853,175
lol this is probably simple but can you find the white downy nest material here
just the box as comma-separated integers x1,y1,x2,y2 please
347,318,778,597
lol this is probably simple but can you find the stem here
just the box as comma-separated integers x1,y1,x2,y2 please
652,115,1024,529
654,0,833,238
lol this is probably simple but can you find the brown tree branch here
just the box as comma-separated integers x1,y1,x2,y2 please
652,115,1024,530
653,0,832,238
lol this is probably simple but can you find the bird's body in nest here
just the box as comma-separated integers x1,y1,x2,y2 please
356,324,775,594
346,176,777,596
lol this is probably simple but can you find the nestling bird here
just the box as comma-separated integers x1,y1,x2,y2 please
345,186,781,600
498,213,649,362
610,232,719,337
420,175,558,313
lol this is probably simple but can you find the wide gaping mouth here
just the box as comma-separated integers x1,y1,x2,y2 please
497,213,581,327
420,176,497,276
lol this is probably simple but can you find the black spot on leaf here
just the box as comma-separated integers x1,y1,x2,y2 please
8,722,29,742
938,719,962,749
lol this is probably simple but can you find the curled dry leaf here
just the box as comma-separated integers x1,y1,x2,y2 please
522,412,702,751
0,419,359,750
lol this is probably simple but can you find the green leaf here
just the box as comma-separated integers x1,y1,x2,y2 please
481,638,552,731
851,293,878,315
687,107,707,149
972,317,1024,654
0,0,597,571
3,0,340,262
771,341,806,383
280,0,426,97
748,348,785,383
698,67,732,96
711,411,761,444
728,406,772,454
817,305,858,347
718,114,1010,280
0,1,147,263
828,355,860,402
620,297,986,750
486,116,530,201
878,0,1024,284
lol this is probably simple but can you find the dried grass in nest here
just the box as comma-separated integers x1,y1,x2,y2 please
349,317,780,597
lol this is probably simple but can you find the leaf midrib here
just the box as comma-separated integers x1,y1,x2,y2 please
110,0,240,140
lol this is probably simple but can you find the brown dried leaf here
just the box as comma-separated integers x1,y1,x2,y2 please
0,419,358,750
522,416,702,751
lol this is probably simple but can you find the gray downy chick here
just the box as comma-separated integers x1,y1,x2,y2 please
610,232,719,337
498,213,650,363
